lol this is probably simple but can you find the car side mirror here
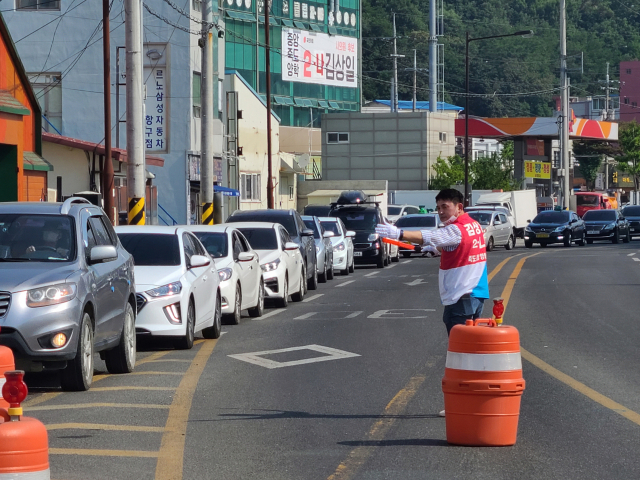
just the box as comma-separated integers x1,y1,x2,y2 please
402,211,408,216
346,231,356,238
237,252,255,262
89,245,118,264
323,231,334,238
526,219,531,223
284,242,299,251
189,254,211,269
301,229,314,237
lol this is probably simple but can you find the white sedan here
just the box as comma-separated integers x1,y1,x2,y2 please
184,225,264,324
319,217,355,275
115,226,222,349
231,222,305,307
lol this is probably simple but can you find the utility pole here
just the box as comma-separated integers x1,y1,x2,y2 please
390,13,404,112
560,0,570,210
265,0,274,208
102,0,115,224
412,49,417,112
428,0,437,112
200,0,214,224
605,62,610,118
125,0,145,224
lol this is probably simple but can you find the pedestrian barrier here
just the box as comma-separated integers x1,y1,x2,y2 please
0,371,50,479
441,318,525,446
0,345,15,409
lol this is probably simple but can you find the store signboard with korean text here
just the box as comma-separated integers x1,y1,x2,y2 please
524,160,551,179
143,43,169,153
282,28,358,88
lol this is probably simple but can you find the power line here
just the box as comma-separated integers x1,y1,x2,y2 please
12,0,91,42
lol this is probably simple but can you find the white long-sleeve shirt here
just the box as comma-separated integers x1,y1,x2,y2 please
420,224,462,252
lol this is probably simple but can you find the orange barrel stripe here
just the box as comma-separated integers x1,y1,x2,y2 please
0,347,15,409
441,319,525,446
0,414,50,478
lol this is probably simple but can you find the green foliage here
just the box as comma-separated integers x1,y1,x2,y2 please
362,0,637,117
430,155,464,190
572,140,619,190
616,121,640,190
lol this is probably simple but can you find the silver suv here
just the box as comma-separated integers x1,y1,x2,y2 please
0,198,137,391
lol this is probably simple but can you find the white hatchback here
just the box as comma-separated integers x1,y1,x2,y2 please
319,217,355,275
184,225,264,325
115,226,222,349
231,222,305,307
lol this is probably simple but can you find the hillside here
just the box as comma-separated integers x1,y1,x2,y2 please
362,0,640,118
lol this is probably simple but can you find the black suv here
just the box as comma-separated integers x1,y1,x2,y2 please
226,209,319,290
329,192,388,268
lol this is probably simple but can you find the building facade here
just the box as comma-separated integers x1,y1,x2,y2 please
620,60,640,122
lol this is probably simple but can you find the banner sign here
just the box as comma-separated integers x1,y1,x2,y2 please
524,160,551,179
526,138,545,156
282,28,358,88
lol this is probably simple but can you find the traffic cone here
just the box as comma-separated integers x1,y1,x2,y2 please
0,371,50,479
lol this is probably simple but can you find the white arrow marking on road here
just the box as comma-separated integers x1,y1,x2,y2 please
634,257,640,262
628,252,637,256
302,293,324,303
336,280,355,287
229,344,360,369
364,271,380,277
294,312,317,320
404,278,426,286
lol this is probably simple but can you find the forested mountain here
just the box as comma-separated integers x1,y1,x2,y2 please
362,0,640,118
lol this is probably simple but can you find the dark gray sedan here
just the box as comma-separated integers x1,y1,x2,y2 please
583,209,630,244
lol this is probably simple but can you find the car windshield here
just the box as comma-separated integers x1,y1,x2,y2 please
583,210,616,221
303,220,321,239
532,211,569,224
320,221,341,236
229,214,296,236
395,216,437,228
0,214,75,262
333,210,377,231
387,206,402,215
467,212,493,225
622,206,640,216
576,195,601,206
118,233,181,266
192,232,228,258
237,228,278,250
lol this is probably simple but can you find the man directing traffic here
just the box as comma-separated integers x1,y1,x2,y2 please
376,189,489,335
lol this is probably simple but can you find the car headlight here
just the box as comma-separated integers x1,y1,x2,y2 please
145,281,182,298
261,258,281,272
333,242,345,251
27,283,77,308
604,222,616,230
525,226,533,233
553,226,566,233
368,233,379,241
218,268,233,282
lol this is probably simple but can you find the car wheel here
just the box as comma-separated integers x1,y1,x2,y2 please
224,286,241,325
276,275,289,308
563,231,572,247
624,230,631,243
577,232,586,246
586,239,593,244
174,300,195,350
327,263,334,280
505,235,515,250
393,248,400,262
248,280,265,318
524,241,533,249
292,269,306,302
307,263,318,290
487,237,494,252
349,257,355,273
613,229,620,244
202,293,222,339
61,312,94,391
105,302,136,374
318,260,327,283
376,253,385,268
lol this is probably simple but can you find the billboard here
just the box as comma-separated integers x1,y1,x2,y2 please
524,160,551,179
282,28,358,88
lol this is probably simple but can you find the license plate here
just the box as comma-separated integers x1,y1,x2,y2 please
354,251,363,257
588,231,600,235
537,233,549,238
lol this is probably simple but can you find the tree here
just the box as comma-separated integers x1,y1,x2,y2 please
430,155,464,190
572,140,610,190
615,121,640,191
470,141,521,191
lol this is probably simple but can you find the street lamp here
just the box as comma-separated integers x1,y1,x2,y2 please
464,30,534,206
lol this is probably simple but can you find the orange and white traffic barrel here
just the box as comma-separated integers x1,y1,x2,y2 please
441,319,525,446
0,371,50,479
0,345,15,409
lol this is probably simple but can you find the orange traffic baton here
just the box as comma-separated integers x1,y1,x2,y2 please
0,371,50,479
0,344,15,409
381,237,421,252
441,316,525,446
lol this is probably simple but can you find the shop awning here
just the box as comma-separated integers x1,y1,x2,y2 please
23,151,53,171
214,185,240,197
0,90,30,116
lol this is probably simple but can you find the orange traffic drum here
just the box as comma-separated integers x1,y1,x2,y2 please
0,413,50,479
0,347,15,409
441,319,525,446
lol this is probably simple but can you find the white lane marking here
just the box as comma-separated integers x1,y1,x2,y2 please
220,332,227,336
404,278,426,286
228,344,360,369
257,308,286,320
386,264,397,269
345,311,363,318
295,311,363,320
628,252,637,256
368,308,436,319
364,271,380,277
633,257,640,262
403,260,413,264
336,280,355,287
294,312,317,320
302,294,324,303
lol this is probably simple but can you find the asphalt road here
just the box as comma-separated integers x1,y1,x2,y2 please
20,239,640,480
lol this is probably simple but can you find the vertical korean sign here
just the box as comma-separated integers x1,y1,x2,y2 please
282,29,358,88
144,44,169,153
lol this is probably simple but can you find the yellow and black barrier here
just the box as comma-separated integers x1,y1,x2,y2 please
202,202,214,225
128,197,145,225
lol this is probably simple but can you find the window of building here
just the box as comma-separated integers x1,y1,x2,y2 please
633,102,638,108
327,132,349,143
16,0,60,10
627,68,632,75
240,173,261,201
592,98,605,110
28,73,62,133
625,97,629,105
192,72,201,118
439,132,447,143
192,0,202,11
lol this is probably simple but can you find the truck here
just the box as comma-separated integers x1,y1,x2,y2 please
474,190,538,238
